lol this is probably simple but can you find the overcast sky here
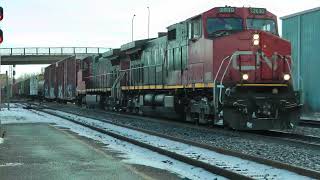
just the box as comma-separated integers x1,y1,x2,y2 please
1,0,320,77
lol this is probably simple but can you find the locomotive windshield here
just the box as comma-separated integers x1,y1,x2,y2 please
207,18,243,38
246,18,277,34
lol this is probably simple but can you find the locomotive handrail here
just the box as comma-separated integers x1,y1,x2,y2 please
119,63,162,72
213,55,231,109
283,56,293,76
287,56,303,91
283,55,300,90
111,71,126,99
213,51,255,110
219,55,235,104
83,72,115,78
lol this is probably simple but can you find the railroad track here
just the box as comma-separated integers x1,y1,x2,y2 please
299,119,320,129
35,101,320,150
249,130,320,149
22,102,320,179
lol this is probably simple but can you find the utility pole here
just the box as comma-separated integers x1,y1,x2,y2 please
132,14,136,42
147,7,150,39
0,55,2,111
6,70,9,110
0,4,4,110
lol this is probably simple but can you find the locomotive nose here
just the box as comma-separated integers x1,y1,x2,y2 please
227,31,293,83
259,31,291,58
257,32,292,82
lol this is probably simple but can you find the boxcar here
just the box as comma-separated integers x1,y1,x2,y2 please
44,63,57,100
44,56,79,102
55,56,80,101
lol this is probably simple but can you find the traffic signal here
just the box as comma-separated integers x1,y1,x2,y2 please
0,7,3,21
0,29,3,43
0,6,3,44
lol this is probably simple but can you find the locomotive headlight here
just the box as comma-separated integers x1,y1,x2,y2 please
242,74,249,80
253,34,260,46
284,74,291,81
253,34,260,40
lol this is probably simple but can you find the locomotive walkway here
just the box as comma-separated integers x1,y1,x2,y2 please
0,47,110,65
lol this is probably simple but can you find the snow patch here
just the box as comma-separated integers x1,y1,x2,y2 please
0,107,224,180
0,138,3,144
46,109,312,180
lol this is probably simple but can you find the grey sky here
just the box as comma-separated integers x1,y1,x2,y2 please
1,0,319,77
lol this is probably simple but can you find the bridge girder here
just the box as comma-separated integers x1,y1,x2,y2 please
0,55,73,65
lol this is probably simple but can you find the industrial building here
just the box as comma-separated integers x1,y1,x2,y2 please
282,7,320,112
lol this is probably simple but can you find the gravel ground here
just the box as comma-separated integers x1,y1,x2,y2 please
285,126,320,138
40,102,320,172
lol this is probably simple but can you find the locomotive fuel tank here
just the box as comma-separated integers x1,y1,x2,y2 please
141,94,178,119
154,94,165,106
143,94,155,106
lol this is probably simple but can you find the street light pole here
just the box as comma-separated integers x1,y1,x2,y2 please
0,55,1,110
132,14,136,42
5,70,9,110
147,7,150,39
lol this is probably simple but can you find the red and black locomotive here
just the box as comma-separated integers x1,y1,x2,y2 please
43,6,301,130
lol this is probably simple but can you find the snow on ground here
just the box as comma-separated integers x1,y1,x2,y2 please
46,109,313,180
0,106,224,180
0,138,3,144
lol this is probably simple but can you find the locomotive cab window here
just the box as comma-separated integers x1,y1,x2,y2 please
129,53,141,61
206,18,243,38
188,18,202,40
246,18,277,35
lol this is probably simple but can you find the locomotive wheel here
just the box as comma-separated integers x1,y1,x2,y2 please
223,107,247,130
194,113,199,126
134,107,139,114
127,107,133,113
185,112,193,122
279,109,300,129
184,107,194,123
184,112,199,125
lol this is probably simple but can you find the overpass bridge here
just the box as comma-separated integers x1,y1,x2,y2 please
0,47,111,65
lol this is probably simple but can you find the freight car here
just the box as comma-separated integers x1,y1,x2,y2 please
44,56,79,102
54,6,301,130
12,75,44,99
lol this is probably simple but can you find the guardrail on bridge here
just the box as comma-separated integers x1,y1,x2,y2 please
0,47,111,56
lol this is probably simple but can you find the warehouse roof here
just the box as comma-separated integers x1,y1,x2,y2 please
281,7,320,20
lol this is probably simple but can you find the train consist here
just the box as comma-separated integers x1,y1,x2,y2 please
11,74,44,99
13,6,301,130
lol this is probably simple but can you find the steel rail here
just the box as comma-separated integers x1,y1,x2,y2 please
299,119,320,128
249,130,320,149
25,102,320,179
